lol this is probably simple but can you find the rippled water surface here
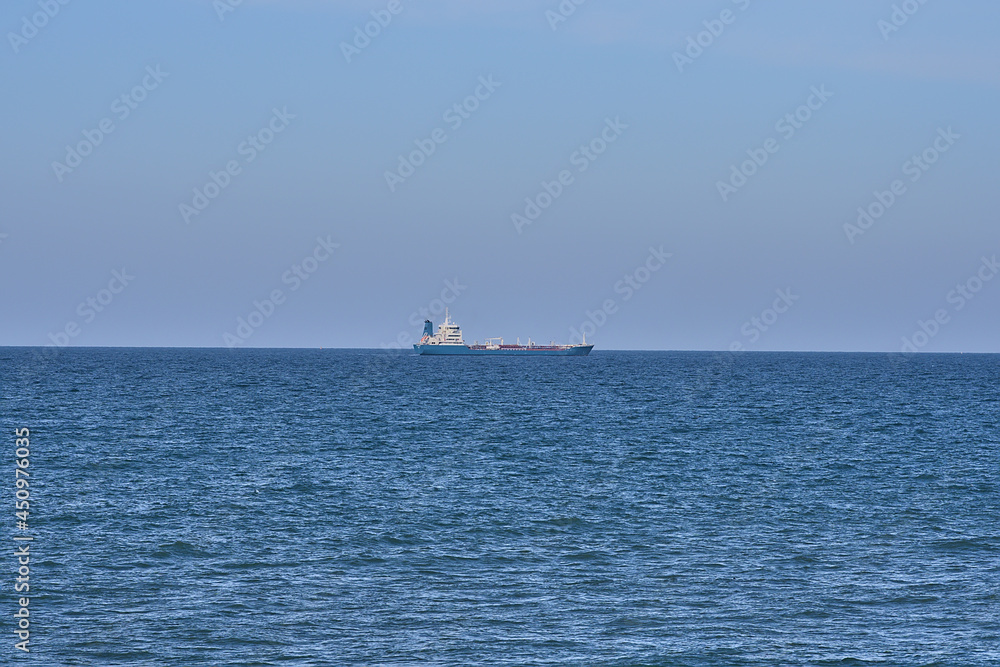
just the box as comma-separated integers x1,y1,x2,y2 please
1,349,998,666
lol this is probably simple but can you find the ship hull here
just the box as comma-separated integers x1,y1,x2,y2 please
413,344,593,356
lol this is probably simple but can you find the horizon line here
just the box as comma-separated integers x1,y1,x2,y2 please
1,345,997,355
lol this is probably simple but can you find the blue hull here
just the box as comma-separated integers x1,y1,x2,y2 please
413,344,593,356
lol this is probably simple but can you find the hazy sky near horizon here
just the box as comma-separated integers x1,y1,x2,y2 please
2,0,999,350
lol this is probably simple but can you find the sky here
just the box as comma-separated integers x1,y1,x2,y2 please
2,0,999,351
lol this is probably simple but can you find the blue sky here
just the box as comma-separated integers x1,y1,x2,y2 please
2,0,999,350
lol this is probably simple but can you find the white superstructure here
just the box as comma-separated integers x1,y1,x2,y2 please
418,310,466,346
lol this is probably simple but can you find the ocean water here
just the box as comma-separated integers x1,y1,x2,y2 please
1,348,997,666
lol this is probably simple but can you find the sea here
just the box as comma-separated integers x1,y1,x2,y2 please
0,348,997,666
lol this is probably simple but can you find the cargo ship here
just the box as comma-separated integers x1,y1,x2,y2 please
413,311,593,356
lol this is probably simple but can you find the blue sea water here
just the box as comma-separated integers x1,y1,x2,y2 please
0,348,998,666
